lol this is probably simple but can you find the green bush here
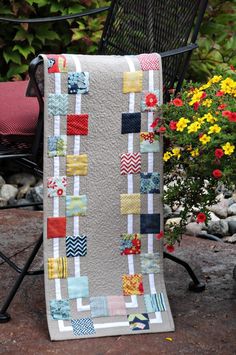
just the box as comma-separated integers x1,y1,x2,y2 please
0,0,110,81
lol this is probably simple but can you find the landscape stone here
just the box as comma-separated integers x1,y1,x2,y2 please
0,197,7,207
223,234,236,244
0,175,6,188
26,184,43,208
207,220,229,237
0,184,18,200
227,203,236,216
228,221,236,235
208,212,220,222
164,204,172,219
165,217,182,228
185,222,205,236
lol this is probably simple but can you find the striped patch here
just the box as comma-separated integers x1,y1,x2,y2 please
120,152,141,175
66,235,87,257
137,53,160,71
144,292,166,313
48,94,68,115
48,257,68,279
71,318,95,336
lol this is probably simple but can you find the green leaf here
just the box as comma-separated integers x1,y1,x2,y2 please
6,64,28,79
13,44,35,59
3,50,22,65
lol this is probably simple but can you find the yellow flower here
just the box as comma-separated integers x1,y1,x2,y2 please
172,147,181,159
190,148,199,157
210,75,222,83
176,117,190,132
202,113,217,124
199,83,211,91
222,142,235,156
202,99,212,107
188,122,201,133
189,91,204,105
163,152,172,162
198,116,205,124
199,134,211,145
220,78,236,95
208,124,221,134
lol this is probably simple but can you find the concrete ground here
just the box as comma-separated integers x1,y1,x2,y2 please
0,209,236,355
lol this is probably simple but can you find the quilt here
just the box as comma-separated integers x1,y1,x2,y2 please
43,53,174,340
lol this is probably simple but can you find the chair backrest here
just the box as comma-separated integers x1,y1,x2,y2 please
99,0,208,98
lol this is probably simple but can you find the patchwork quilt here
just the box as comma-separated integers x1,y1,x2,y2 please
43,53,174,340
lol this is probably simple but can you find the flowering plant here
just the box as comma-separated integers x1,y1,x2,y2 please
154,67,236,251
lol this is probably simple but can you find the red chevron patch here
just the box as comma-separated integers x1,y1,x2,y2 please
120,152,141,175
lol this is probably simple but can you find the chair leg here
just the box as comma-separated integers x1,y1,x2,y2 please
163,251,205,292
0,233,43,323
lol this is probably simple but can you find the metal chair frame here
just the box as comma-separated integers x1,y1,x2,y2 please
0,0,207,323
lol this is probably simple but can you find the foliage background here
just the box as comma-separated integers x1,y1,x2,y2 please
0,0,235,82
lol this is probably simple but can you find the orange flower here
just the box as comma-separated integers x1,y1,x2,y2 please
145,93,158,107
172,98,183,107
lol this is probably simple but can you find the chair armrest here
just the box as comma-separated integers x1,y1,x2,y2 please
0,6,110,24
160,43,198,58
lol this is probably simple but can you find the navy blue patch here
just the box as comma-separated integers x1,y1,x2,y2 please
140,214,160,234
121,112,141,134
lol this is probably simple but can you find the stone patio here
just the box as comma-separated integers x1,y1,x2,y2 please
0,209,236,354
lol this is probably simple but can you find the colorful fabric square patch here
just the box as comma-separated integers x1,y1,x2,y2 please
137,53,160,71
123,71,143,93
48,135,67,157
47,217,66,239
66,154,88,176
141,91,159,112
48,257,68,279
120,233,141,255
144,292,166,313
66,195,87,217
47,54,68,73
71,318,95,336
128,313,149,331
140,253,160,274
120,152,141,175
122,274,144,295
90,296,109,318
48,94,68,115
140,214,160,234
49,299,71,320
47,176,67,197
140,172,160,194
68,72,89,94
66,235,87,257
107,295,126,316
120,194,141,215
140,132,160,153
67,114,89,135
121,112,141,134
68,276,89,299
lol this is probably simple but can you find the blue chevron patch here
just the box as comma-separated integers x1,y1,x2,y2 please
66,235,87,257
71,318,95,336
48,94,68,115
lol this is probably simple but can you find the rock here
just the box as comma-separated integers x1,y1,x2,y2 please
208,212,220,222
165,217,182,228
0,197,7,207
7,198,35,210
224,190,233,198
207,220,229,237
185,222,205,236
228,221,236,235
0,175,6,188
228,203,236,216
164,204,172,219
26,184,43,205
226,216,236,222
7,172,36,187
208,197,234,218
35,179,43,187
0,184,18,200
223,234,236,244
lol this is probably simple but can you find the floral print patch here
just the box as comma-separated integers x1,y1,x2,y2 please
48,135,67,157
122,274,144,296
120,194,141,215
140,253,160,274
123,71,143,93
66,195,87,217
128,313,150,331
47,54,67,73
50,299,71,320
120,233,141,255
140,172,160,194
140,132,160,153
47,176,67,197
141,90,159,112
68,72,89,94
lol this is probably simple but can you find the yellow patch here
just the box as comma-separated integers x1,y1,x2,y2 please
123,71,143,93
48,257,68,279
120,193,141,214
66,154,88,176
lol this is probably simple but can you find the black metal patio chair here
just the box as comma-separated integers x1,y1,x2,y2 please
0,0,208,323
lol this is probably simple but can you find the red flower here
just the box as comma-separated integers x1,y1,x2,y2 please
166,244,175,253
172,98,183,107
146,93,158,107
222,110,231,117
228,112,236,122
215,148,224,159
169,120,177,130
230,65,235,71
201,92,207,99
196,212,207,223
157,126,166,133
193,102,200,111
218,104,227,110
212,169,223,179
150,117,159,128
156,231,164,240
216,90,224,97
57,189,63,196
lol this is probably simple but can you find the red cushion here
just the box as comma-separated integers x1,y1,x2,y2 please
0,81,39,136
